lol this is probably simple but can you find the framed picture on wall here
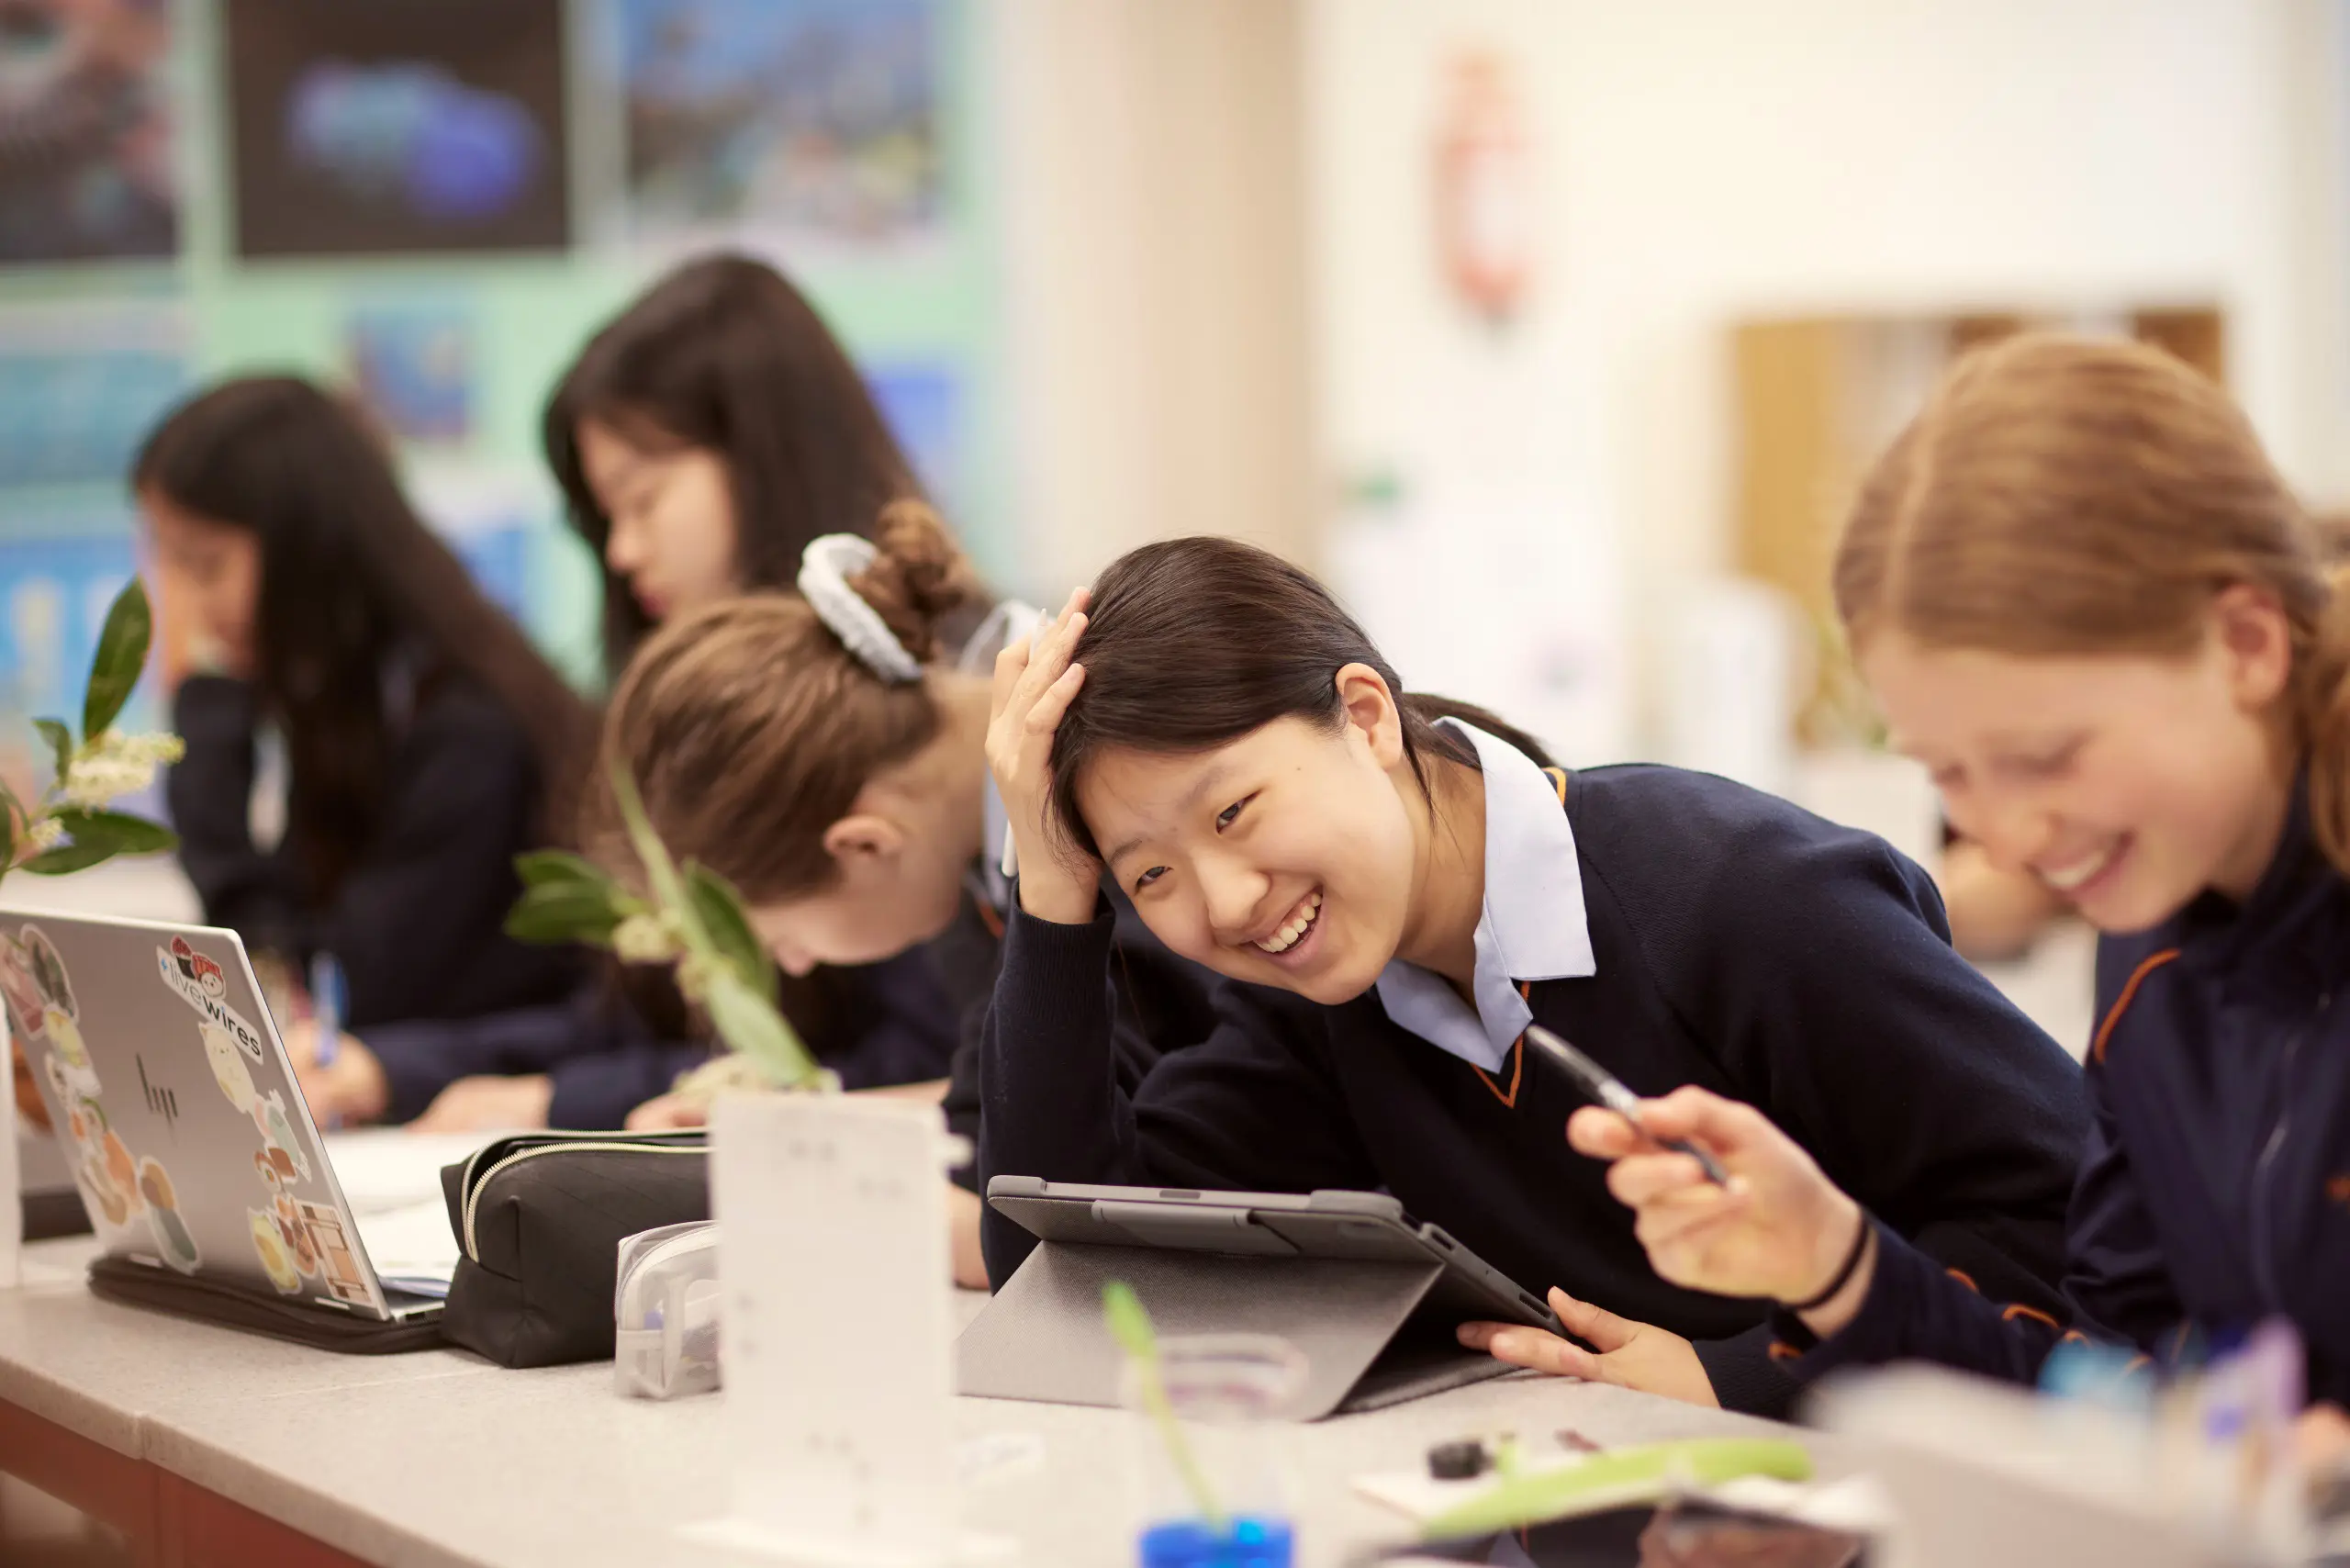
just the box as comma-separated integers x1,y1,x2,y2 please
615,0,946,256
0,0,180,264
223,0,572,258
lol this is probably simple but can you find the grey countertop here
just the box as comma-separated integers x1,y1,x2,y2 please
1,1238,1820,1568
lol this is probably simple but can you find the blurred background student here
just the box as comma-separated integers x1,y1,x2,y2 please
142,376,588,1028
293,255,962,1132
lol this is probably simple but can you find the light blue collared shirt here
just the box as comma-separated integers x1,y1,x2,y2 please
1371,719,1596,1070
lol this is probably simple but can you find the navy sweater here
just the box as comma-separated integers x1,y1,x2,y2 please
169,673,578,1028
979,764,2090,1418
358,948,962,1127
1778,783,2350,1406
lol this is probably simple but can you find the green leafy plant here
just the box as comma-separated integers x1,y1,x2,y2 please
0,579,182,883
504,761,822,1090
1103,1280,1226,1530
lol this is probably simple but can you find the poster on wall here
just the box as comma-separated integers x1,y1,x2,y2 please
0,0,180,264
616,0,946,255
864,362,960,515
222,0,571,258
346,301,475,446
0,304,185,489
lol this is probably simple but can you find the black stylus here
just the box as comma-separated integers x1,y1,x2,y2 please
1525,1025,1730,1185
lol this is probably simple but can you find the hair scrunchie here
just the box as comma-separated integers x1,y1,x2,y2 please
798,534,922,684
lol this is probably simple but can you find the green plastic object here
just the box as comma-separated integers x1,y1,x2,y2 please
1421,1437,1814,1539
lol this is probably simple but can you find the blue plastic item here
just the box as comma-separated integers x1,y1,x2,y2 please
1138,1515,1294,1568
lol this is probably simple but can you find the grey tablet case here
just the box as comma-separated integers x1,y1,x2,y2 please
956,1177,1565,1420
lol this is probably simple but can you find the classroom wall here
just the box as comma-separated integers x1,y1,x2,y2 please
1303,0,2320,759
989,0,1315,599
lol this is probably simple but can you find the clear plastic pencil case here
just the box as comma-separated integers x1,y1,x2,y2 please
613,1221,722,1400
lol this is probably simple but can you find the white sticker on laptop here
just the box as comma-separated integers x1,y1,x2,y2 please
157,937,264,1065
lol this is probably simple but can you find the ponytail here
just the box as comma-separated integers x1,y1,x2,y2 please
589,503,982,902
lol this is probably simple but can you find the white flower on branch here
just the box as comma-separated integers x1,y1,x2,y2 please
611,912,681,965
59,731,185,809
23,818,64,852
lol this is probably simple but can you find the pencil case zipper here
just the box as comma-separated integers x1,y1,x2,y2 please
457,1130,706,1262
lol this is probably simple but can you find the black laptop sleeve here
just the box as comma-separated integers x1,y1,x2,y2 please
86,1254,446,1353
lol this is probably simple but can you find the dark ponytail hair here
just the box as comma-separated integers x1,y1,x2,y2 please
135,376,591,896
1046,536,1552,857
543,253,923,676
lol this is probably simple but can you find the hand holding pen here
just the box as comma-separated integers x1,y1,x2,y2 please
1531,1027,1876,1329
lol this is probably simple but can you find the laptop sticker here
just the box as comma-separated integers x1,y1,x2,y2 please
157,938,264,1065
204,1023,257,1114
15,925,77,1021
0,929,50,1038
61,1089,140,1231
297,1202,372,1305
249,1207,304,1294
271,1193,322,1279
252,1089,313,1182
137,1156,202,1273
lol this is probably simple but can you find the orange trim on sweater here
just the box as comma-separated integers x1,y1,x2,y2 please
2090,949,2182,1063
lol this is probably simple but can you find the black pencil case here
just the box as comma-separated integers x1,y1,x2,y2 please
437,1128,709,1368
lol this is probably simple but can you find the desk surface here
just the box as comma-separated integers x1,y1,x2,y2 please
0,1238,1826,1568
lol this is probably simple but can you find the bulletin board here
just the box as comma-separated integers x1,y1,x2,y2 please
0,0,1007,727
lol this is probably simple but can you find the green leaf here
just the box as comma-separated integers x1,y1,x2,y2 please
33,720,72,790
504,880,630,946
1419,1438,1814,1539
700,969,820,1088
514,849,617,890
687,862,776,1005
48,809,176,857
82,578,153,743
21,841,118,876
0,801,15,878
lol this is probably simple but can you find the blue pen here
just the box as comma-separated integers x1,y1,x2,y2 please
308,953,346,1127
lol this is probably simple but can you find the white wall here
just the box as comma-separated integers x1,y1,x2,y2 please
989,0,1314,600
1304,0,2317,758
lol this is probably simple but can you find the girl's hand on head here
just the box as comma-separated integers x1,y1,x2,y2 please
1459,1287,1719,1407
1567,1086,1874,1336
987,588,1102,924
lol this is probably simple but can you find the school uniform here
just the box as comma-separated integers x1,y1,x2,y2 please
1772,779,2350,1406
169,668,578,1029
354,950,962,1127
978,721,2091,1418
923,604,1226,1188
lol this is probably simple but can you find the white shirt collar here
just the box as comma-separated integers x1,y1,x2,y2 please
1371,718,1595,1070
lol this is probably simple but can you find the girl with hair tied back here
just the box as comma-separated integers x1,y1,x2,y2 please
1566,334,2350,1463
597,502,1224,1286
980,534,2092,1418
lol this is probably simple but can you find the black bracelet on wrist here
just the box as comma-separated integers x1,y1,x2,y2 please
1784,1212,1873,1314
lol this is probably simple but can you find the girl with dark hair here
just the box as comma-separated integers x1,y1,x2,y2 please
295,255,959,1133
543,252,923,671
142,375,588,1028
1565,335,2350,1454
979,537,2091,1418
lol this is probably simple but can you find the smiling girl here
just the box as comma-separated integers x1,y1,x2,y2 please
980,539,2091,1417
1559,333,2350,1445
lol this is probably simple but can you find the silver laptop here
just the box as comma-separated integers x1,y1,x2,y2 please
1,909,443,1323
